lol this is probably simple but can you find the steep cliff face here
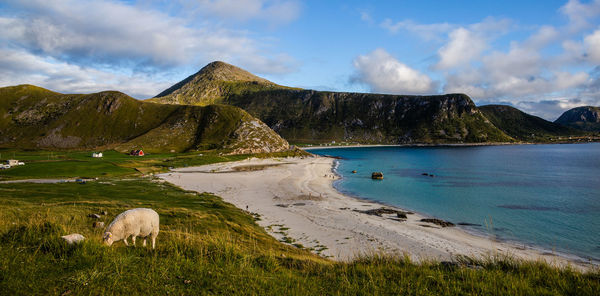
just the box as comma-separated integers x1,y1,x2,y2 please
222,90,513,144
555,106,600,132
480,105,584,141
150,62,513,144
0,85,290,154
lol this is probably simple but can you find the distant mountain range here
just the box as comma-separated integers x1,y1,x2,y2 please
554,106,600,132
1,61,597,152
0,84,289,153
479,105,585,142
151,61,598,144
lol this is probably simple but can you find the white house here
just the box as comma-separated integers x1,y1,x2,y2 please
92,152,103,158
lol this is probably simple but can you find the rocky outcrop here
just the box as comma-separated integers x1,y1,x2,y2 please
224,118,290,154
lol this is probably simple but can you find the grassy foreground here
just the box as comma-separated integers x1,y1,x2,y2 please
0,153,598,295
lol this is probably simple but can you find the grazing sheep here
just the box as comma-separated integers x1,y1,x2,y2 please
103,208,159,249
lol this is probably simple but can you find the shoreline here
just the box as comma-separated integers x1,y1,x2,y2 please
301,143,518,150
158,156,596,271
326,159,598,266
301,141,600,150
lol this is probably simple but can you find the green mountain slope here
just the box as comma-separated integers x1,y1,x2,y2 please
149,61,296,106
0,85,289,153
479,105,584,142
554,106,600,132
151,62,513,144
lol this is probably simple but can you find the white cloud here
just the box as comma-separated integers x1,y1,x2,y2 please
435,28,487,70
524,26,560,49
194,0,301,24
0,48,171,98
360,11,373,23
351,49,437,95
584,29,600,63
0,0,296,74
380,19,454,41
560,0,600,32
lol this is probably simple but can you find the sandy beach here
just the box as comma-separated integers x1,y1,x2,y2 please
158,156,594,270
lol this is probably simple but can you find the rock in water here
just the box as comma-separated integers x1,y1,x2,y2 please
61,233,85,245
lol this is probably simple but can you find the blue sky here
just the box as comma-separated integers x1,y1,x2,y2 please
1,0,599,120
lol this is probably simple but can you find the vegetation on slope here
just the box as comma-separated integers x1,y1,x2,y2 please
149,61,297,106
480,105,586,142
555,106,600,132
0,85,289,153
1,174,598,295
223,90,514,144
150,62,514,144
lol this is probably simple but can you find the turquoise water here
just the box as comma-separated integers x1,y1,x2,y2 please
310,144,600,262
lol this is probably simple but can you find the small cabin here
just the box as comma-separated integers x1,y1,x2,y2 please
130,150,145,156
371,172,384,180
92,152,103,158
6,159,19,166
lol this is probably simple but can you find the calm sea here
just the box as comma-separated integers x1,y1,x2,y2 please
310,143,600,262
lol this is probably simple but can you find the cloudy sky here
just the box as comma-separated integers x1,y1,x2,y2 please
1,0,600,120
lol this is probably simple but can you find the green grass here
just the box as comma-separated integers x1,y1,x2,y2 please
0,150,598,294
0,180,598,295
0,149,309,180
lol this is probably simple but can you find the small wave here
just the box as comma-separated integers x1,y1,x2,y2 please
497,204,560,211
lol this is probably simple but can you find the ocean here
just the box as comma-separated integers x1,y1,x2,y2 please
309,143,600,262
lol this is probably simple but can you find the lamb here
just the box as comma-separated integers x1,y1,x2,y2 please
103,208,159,249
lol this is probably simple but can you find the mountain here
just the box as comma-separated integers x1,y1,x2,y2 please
554,106,600,132
479,105,584,142
149,61,296,106
0,85,289,154
151,62,513,144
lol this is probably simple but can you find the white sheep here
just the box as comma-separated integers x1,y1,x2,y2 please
103,208,159,249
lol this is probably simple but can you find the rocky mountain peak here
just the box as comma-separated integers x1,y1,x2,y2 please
154,61,274,98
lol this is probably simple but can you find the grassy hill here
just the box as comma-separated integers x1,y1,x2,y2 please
0,85,289,154
1,155,598,294
555,106,600,132
479,105,585,142
151,62,514,144
148,61,297,106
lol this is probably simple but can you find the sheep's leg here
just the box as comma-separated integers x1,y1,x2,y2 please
142,238,147,247
131,236,136,247
151,235,156,249
123,237,129,246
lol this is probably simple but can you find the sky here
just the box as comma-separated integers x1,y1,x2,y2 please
1,0,600,120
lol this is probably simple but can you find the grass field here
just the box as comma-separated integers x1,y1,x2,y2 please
0,150,598,295
0,149,308,180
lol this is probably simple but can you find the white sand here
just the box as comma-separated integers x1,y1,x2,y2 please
158,156,594,270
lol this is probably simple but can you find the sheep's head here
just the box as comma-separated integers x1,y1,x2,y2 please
103,232,114,246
